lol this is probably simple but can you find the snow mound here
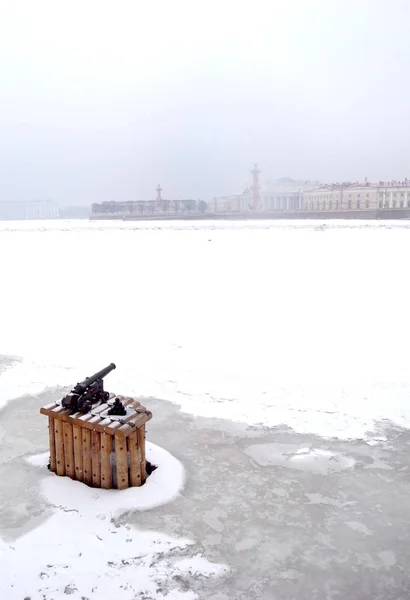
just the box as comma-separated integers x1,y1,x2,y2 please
38,441,185,515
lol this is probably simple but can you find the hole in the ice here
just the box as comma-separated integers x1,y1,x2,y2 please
146,460,157,476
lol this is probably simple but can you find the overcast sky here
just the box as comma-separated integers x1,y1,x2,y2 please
0,0,409,205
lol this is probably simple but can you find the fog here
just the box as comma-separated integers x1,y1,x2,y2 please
1,0,409,205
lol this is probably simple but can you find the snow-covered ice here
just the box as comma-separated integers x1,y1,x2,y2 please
1,219,410,440
1,219,410,599
0,442,228,600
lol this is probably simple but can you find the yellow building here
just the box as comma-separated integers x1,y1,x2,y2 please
303,181,410,211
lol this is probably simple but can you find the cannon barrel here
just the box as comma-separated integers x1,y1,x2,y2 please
72,363,116,394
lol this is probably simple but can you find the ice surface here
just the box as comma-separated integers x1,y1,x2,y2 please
2,219,410,599
1,219,410,440
0,442,228,600
0,360,77,410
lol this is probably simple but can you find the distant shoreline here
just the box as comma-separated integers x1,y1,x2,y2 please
89,208,410,222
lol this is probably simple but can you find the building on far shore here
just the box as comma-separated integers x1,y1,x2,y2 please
0,200,59,220
303,180,410,212
209,168,320,214
210,169,410,217
91,186,207,219
89,169,410,222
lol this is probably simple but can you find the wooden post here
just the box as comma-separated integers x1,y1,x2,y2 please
91,430,101,487
138,424,147,484
100,433,112,489
63,422,75,479
54,419,65,476
82,428,92,485
73,424,83,482
48,416,56,472
128,431,142,487
115,434,129,490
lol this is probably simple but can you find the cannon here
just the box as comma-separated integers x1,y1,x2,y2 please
61,363,116,414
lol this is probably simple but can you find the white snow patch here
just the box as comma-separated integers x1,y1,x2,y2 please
0,443,227,599
244,443,356,474
346,521,372,536
289,447,356,473
174,554,230,578
25,451,49,467
38,441,186,515
305,493,356,508
0,360,76,410
2,220,410,441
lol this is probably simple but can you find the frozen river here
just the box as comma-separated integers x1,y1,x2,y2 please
1,219,410,599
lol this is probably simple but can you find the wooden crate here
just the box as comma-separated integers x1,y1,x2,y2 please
40,394,152,489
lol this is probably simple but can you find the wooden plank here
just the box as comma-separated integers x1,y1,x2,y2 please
40,401,58,415
79,420,107,434
40,405,67,418
73,425,83,481
116,411,152,438
88,403,110,416
100,404,143,433
113,403,144,425
138,424,146,463
95,396,136,417
100,433,113,489
103,420,123,434
64,399,142,435
48,416,57,472
80,415,103,430
115,397,138,409
138,424,147,484
78,409,147,436
48,407,73,424
115,434,129,489
128,431,142,487
94,398,140,433
63,422,75,479
43,401,59,410
69,411,82,421
52,405,71,415
54,419,65,476
40,395,132,418
105,396,134,408
116,423,135,438
91,430,101,487
122,397,136,405
78,411,103,423
98,418,113,429
82,428,92,485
